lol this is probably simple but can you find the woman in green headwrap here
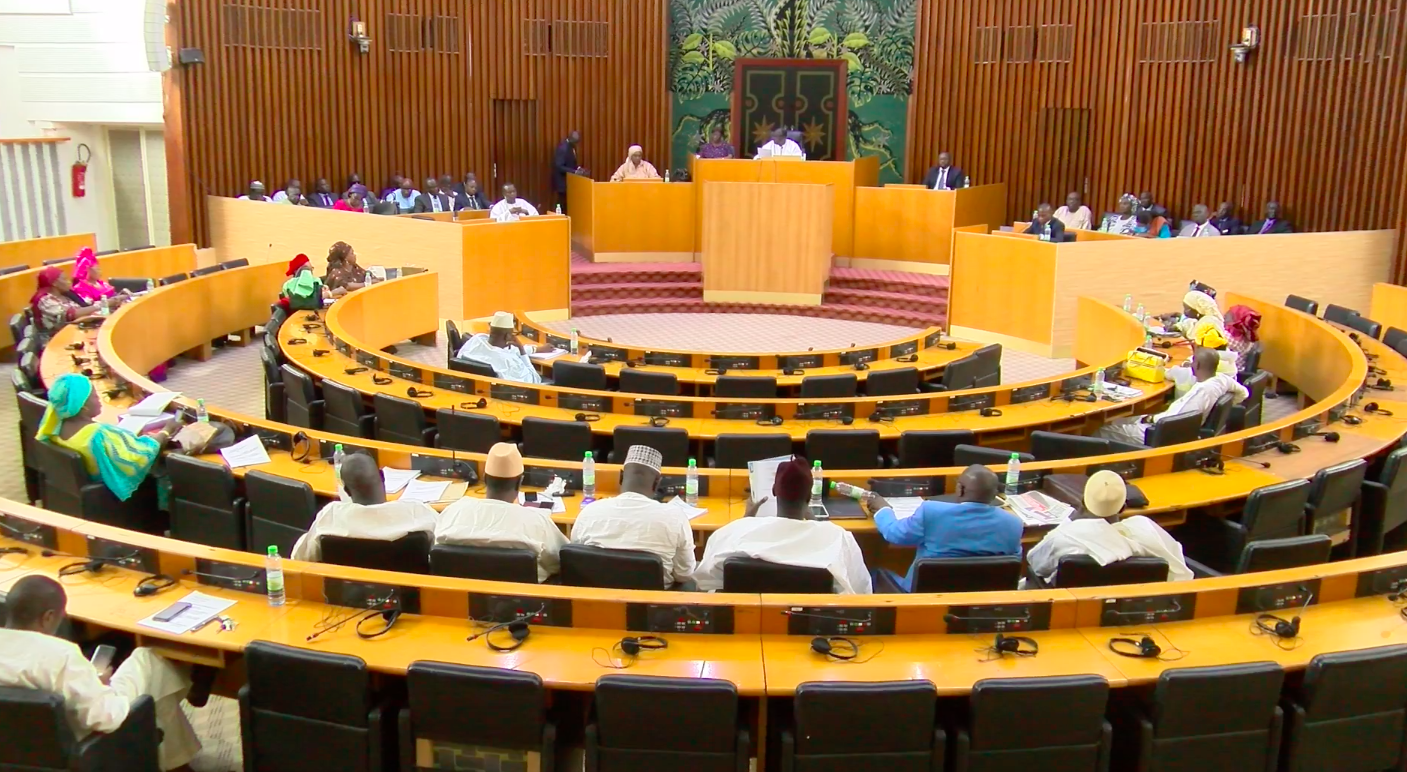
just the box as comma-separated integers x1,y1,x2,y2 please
37,373,177,501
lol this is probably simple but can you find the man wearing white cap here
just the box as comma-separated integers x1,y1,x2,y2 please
436,443,568,581
237,180,270,201
570,445,698,587
454,311,548,384
609,145,661,182
290,454,440,562
1025,470,1192,585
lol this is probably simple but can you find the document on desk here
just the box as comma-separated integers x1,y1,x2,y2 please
518,492,567,513
1005,491,1075,526
219,436,271,469
117,412,173,433
400,479,452,503
127,391,180,417
746,455,792,519
137,591,237,635
382,467,421,494
884,497,926,520
666,496,710,521
528,350,563,361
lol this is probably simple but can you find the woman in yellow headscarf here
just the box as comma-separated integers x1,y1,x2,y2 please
38,373,177,501
1172,290,1227,342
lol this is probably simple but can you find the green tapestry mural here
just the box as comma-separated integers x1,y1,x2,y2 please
668,0,916,183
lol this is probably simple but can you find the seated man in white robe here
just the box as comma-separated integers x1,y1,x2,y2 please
1098,348,1248,446
455,311,548,384
290,453,439,562
489,183,540,222
436,443,568,582
755,127,805,159
694,457,872,594
1026,470,1193,584
0,576,201,770
570,445,697,587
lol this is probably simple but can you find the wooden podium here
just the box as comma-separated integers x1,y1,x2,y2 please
699,182,833,305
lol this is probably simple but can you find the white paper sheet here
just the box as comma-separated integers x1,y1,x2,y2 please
127,392,180,417
400,479,451,503
518,492,567,513
746,455,792,519
136,591,237,635
528,350,562,361
666,496,710,521
116,412,173,433
885,497,926,521
381,467,421,494
219,435,271,469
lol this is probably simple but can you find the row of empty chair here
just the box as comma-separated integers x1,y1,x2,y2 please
1286,293,1407,353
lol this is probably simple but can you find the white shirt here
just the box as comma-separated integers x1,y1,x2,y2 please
236,195,270,202
0,629,131,739
755,139,804,159
694,516,872,594
1026,516,1193,583
456,333,542,384
436,497,568,582
570,492,697,586
1179,221,1221,238
1054,205,1093,230
931,167,953,190
1153,372,1248,424
489,198,540,222
289,499,440,562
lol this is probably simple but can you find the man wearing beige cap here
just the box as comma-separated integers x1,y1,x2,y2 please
570,445,697,588
1026,470,1192,584
454,311,551,384
436,443,568,582
290,454,440,562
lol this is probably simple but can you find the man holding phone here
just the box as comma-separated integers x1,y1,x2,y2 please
0,576,201,770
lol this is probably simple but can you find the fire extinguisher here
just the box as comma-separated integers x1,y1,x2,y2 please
72,143,91,198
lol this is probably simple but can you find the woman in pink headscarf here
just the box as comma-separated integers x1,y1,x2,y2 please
29,267,106,346
70,247,124,304
1224,304,1262,365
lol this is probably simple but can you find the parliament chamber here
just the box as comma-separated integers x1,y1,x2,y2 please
9,2,1407,771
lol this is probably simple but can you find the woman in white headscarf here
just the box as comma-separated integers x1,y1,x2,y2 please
609,145,661,181
1099,194,1139,235
1172,290,1227,341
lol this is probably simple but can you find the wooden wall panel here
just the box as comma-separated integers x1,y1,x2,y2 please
169,0,669,246
907,0,1407,273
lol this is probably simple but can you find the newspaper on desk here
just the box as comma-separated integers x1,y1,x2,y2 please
126,391,180,417
1004,491,1076,526
1099,383,1144,401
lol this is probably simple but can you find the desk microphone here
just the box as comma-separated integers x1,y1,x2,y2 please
1100,599,1183,624
0,518,43,538
1214,452,1271,469
181,567,261,584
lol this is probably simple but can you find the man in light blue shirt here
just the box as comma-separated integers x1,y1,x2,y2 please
387,177,421,212
865,465,1023,592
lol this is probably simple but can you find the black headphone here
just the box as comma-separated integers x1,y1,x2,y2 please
287,337,307,345
406,386,433,398
811,636,860,660
837,415,854,425
575,412,601,422
344,366,368,375
705,368,727,376
291,431,313,463
619,635,668,656
1108,635,1162,658
781,367,804,376
133,574,178,597
1344,414,1364,425
756,415,784,426
486,619,532,652
895,354,918,363
993,633,1039,657
1365,402,1395,416
625,359,642,368
1276,441,1302,454
852,361,869,371
868,411,892,423
935,340,957,351
372,374,393,385
312,349,330,357
1254,613,1301,640
1195,456,1226,475
356,608,402,639
459,398,488,410
648,415,670,427
1311,430,1341,443
979,407,1003,417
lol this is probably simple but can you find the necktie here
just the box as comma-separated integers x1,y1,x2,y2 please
938,169,947,189
1260,220,1273,234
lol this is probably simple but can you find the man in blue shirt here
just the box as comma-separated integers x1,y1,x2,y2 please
865,465,1023,592
387,177,420,213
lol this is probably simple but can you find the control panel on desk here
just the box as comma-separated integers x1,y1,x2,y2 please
628,604,734,634
944,603,1052,634
785,606,897,636
470,594,571,626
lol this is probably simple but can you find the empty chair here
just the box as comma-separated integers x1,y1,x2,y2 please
721,557,833,593
911,556,1022,592
32,441,163,533
971,343,1003,387
244,470,319,557
1357,447,1407,557
1199,392,1236,438
95,249,119,256
1285,295,1319,315
1304,459,1366,550
1031,555,1169,588
714,375,777,398
954,445,1034,467
430,544,539,583
190,265,222,277
1173,479,1312,574
449,356,498,378
865,366,920,396
1281,645,1407,772
444,320,464,357
1143,411,1204,447
401,664,555,772
42,257,74,266
320,532,432,575
1188,534,1332,577
806,429,882,470
218,258,249,269
1321,303,1359,326
1119,663,1284,772
0,687,160,772
552,360,609,390
894,429,976,468
262,347,286,422
1227,370,1270,432
435,408,501,453
279,364,324,430
157,272,187,285
166,454,246,550
587,675,748,772
108,277,151,293
373,393,437,447
1030,431,1110,461
560,544,665,590
619,368,679,396
609,426,690,467
952,675,1110,771
240,642,388,772
520,416,593,461
124,244,156,251
782,681,942,772
1383,326,1407,357
8,311,28,346
711,433,794,469
321,380,376,439
1347,314,1383,338
800,373,858,398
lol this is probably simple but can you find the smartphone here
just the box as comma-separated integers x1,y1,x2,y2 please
89,644,116,673
153,602,191,623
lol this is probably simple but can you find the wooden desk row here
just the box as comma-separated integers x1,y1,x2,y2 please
0,232,96,272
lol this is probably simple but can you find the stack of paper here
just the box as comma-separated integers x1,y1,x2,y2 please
745,455,792,518
219,436,271,469
1005,491,1076,526
117,412,173,433
399,479,468,503
1101,383,1144,401
137,591,237,635
127,392,180,417
882,497,926,520
382,468,421,494
666,496,710,521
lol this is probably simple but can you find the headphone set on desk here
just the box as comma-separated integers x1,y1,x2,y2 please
979,407,1003,417
781,367,805,376
307,603,403,642
312,349,329,357
704,368,727,376
467,606,545,652
575,412,601,422
133,573,179,597
1364,402,1395,416
895,354,919,363
852,361,870,371
287,338,307,346
1107,634,1187,661
594,635,669,669
345,366,368,375
460,398,488,410
811,636,861,660
406,387,434,398
372,375,393,385
982,633,1039,660
647,415,671,427
1251,590,1313,646
291,431,314,463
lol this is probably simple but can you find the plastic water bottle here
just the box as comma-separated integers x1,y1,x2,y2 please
832,481,865,500
1005,453,1021,496
582,451,596,499
1092,368,1105,395
965,177,972,188
145,279,155,292
664,169,671,183
555,204,562,215
685,458,699,505
1135,303,1146,323
195,398,209,423
569,327,580,354
333,443,345,479
264,546,285,606
1123,294,1133,313
810,461,823,506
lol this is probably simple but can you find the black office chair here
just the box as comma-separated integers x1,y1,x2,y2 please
449,356,498,378
1199,392,1236,438
800,374,858,398
430,544,540,583
373,393,437,447
952,676,1110,771
1304,459,1366,554
1281,645,1407,772
912,556,1022,593
17,391,47,503
1188,534,1332,578
893,430,976,468
553,360,609,391
322,380,377,439
711,433,794,469
520,416,593,461
219,258,249,269
954,445,1034,467
1383,327,1407,358
41,257,74,266
1237,342,1263,381
0,687,160,772
280,364,324,430
609,426,691,467
1030,431,1111,461
262,348,287,423
108,277,151,293
124,244,156,251
244,469,319,557
783,681,942,772
157,272,187,285
1143,411,1204,447
0,263,29,276
865,367,920,396
444,320,464,359
7,311,28,347
190,265,222,278
167,454,246,550
1322,304,1359,326
1357,447,1407,557
587,675,749,772
1347,314,1383,339
1285,295,1319,315
971,343,1003,387
1228,370,1270,433
620,368,679,396
401,663,555,772
806,429,882,470
714,375,777,398
32,440,164,533
240,642,389,772
560,544,666,590
1030,555,1169,588
435,408,501,453
321,532,432,575
1116,663,1284,772
1173,479,1312,575
721,557,833,593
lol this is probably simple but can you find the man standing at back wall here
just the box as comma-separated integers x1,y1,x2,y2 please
553,130,585,214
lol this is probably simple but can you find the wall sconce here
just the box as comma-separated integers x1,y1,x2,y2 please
348,17,371,54
1230,24,1260,63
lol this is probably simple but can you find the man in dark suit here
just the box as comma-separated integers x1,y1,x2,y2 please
552,130,584,213
1248,201,1293,235
1029,203,1066,242
413,177,453,214
922,152,967,190
308,178,338,208
1210,201,1243,235
459,177,490,212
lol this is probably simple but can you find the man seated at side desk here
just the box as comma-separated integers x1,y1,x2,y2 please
1029,203,1067,242
755,127,805,159
865,465,1023,592
413,177,453,214
694,456,872,594
1249,201,1294,235
290,454,439,562
455,311,549,384
923,151,967,190
1097,348,1248,446
489,183,540,222
1178,204,1222,238
436,443,568,581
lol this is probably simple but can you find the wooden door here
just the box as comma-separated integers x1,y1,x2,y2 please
1039,107,1091,208
491,99,543,207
